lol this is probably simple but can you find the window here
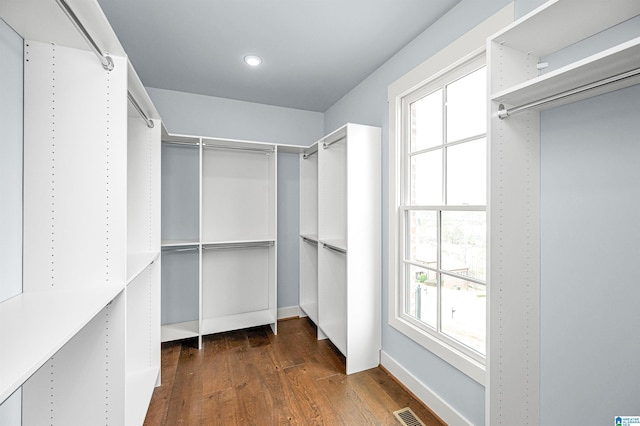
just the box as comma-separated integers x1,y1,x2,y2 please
388,52,488,383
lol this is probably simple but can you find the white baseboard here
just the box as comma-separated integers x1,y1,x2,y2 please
277,306,300,319
380,350,473,426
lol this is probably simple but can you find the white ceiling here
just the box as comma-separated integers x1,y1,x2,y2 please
97,0,462,112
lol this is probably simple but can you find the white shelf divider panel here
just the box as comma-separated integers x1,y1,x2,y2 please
486,1,640,423
125,261,160,426
22,41,128,292
0,285,123,403
22,293,126,425
317,123,381,375
202,139,276,243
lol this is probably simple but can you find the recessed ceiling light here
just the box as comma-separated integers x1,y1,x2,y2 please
244,55,262,67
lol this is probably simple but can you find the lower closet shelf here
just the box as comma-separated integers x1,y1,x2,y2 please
161,320,199,343
0,284,124,402
201,310,276,335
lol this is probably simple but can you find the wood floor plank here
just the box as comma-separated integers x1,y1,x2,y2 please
144,318,446,426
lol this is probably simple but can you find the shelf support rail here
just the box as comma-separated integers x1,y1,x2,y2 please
54,0,114,71
498,67,640,119
128,91,155,128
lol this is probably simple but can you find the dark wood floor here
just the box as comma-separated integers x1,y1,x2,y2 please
144,317,445,425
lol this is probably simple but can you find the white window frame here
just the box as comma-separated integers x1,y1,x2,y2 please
387,5,513,385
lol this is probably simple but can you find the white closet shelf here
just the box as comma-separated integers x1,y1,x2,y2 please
491,0,640,58
161,320,199,343
491,37,640,108
127,251,160,284
0,284,123,402
202,310,275,335
125,367,160,426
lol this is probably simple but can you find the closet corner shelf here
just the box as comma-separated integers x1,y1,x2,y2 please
491,37,640,109
0,284,124,402
127,251,160,284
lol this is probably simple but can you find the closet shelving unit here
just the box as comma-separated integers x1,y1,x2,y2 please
315,123,381,375
486,0,640,423
299,143,320,325
161,134,280,347
0,0,161,424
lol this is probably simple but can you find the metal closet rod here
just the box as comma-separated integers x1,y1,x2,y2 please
162,246,198,252
162,140,199,147
303,147,318,159
322,136,346,150
301,236,318,245
54,0,114,71
55,0,155,129
203,241,274,250
498,67,640,119
202,144,274,154
128,91,155,128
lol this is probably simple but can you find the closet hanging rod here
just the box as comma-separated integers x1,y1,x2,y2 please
202,144,274,154
161,246,198,252
303,147,318,159
128,91,155,128
162,140,200,147
498,67,640,119
203,241,274,250
322,242,347,254
301,236,318,245
54,0,114,71
322,136,346,150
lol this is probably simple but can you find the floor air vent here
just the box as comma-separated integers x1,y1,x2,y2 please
393,407,426,426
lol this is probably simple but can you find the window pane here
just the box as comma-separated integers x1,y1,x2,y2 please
410,89,443,152
405,264,437,328
446,138,486,205
446,67,486,142
407,210,437,265
441,278,486,355
410,149,442,205
441,211,486,281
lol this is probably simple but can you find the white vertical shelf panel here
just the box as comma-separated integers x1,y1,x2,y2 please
299,147,319,325
317,123,381,375
299,146,318,237
299,238,318,323
202,144,275,243
22,41,128,291
125,261,160,426
345,124,382,375
22,293,126,425
127,116,161,283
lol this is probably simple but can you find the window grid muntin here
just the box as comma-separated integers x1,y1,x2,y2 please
400,59,487,360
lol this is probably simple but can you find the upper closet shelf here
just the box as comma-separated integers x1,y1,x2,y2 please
0,284,123,402
491,37,640,109
490,0,640,57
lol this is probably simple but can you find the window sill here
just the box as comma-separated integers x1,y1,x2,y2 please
389,313,486,385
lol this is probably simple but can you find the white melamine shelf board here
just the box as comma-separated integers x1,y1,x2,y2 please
161,321,200,343
491,37,640,107
127,62,160,121
126,367,159,426
277,144,307,154
127,251,159,284
201,310,275,335
202,137,276,152
161,240,200,247
0,285,123,402
299,303,318,324
162,135,200,145
490,0,640,57
0,0,126,56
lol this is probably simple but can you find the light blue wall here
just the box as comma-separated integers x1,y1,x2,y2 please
147,87,323,146
540,84,640,426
